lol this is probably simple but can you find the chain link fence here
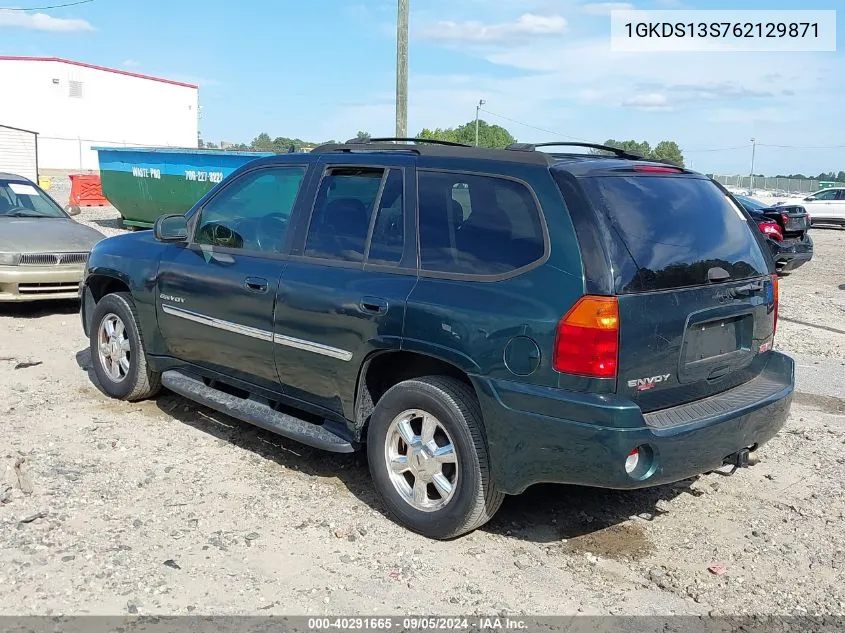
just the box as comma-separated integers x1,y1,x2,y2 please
711,175,820,195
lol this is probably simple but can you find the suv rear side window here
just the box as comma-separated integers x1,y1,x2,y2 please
418,171,545,276
366,169,404,266
583,175,769,293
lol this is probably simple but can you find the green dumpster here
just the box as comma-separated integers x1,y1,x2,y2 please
94,146,274,229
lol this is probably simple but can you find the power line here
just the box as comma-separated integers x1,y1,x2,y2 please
478,108,590,142
684,144,751,153
686,142,845,152
0,0,93,10
757,143,845,149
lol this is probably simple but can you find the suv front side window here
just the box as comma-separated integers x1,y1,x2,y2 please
195,166,306,253
418,171,545,277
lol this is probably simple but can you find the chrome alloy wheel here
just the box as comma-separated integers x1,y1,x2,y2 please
384,409,459,512
97,313,131,383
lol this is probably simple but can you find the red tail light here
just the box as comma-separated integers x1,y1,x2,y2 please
771,274,779,337
780,212,790,226
758,221,783,241
554,296,619,378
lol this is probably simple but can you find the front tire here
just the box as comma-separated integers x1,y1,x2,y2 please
367,376,504,539
89,292,162,401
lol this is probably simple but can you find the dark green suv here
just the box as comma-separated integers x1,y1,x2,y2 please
80,139,794,539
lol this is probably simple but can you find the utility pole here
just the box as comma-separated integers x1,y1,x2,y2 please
475,99,486,146
749,137,756,193
395,0,409,138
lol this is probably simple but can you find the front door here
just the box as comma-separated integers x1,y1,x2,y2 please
273,156,418,417
156,164,309,392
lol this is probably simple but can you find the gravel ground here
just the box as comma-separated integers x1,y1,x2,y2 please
774,228,845,360
1,199,844,617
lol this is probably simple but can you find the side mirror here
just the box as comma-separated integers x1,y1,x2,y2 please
804,196,815,202
154,215,188,242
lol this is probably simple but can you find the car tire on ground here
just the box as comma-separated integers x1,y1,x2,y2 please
367,376,504,540
89,292,162,402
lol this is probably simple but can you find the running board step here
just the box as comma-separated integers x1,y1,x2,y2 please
161,370,355,453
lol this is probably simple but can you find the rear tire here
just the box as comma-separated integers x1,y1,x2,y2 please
89,292,161,402
367,376,504,539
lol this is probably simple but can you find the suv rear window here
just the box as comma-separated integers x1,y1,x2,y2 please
582,175,770,293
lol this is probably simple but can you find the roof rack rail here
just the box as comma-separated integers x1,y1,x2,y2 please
506,142,645,160
344,136,471,147
309,140,557,165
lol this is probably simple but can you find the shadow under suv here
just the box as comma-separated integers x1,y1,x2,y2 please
80,139,794,539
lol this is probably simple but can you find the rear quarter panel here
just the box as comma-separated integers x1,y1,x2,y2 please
403,159,586,387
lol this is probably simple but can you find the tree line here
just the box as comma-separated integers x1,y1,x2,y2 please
201,126,844,183
199,123,688,167
199,132,335,153
764,171,845,183
598,139,685,167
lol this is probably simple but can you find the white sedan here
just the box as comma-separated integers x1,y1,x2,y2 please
777,187,845,226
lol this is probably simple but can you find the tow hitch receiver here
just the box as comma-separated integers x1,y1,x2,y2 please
722,447,760,471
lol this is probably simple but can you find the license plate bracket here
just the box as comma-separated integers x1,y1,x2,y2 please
679,311,755,383
786,217,808,230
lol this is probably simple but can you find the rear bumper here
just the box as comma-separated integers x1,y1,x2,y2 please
475,352,794,495
0,265,84,302
769,235,813,271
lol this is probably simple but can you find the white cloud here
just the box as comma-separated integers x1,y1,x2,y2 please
299,5,843,174
0,9,93,32
622,93,672,111
582,3,634,16
419,13,567,44
123,59,140,68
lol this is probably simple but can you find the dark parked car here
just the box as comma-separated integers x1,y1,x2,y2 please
733,194,813,273
80,139,794,539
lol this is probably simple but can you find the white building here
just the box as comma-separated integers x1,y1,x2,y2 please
0,56,198,172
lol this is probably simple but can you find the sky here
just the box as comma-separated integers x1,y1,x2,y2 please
0,0,843,175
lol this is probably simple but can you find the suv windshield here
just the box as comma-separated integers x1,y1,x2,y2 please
0,180,66,218
582,175,770,293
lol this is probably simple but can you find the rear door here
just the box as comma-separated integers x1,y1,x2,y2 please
832,189,845,221
578,171,776,412
272,155,418,417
